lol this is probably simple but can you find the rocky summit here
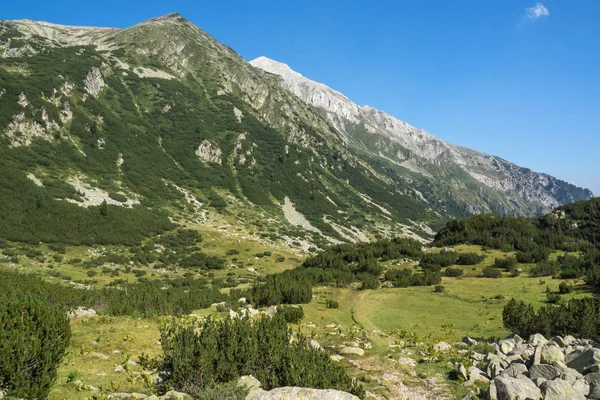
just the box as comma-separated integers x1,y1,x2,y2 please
0,13,593,252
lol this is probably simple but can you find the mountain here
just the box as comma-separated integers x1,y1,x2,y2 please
0,14,592,250
249,56,593,215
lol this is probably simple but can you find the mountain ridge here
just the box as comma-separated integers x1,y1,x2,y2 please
0,13,593,250
249,56,593,213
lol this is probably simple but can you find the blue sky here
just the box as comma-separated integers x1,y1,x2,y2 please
4,0,599,193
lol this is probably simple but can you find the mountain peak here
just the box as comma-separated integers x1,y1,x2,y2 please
249,56,303,80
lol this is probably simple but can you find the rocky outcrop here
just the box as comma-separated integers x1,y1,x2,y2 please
195,139,222,164
68,306,97,319
84,67,105,97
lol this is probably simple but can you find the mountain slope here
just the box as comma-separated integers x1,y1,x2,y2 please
0,14,591,250
249,56,593,215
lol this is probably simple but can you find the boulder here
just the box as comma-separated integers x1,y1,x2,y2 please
540,344,565,365
339,347,364,356
502,363,528,378
434,342,452,352
529,364,560,381
467,366,489,384
229,309,239,319
238,375,262,391
492,375,542,400
572,379,590,397
330,355,344,362
246,387,359,400
567,349,600,373
499,339,515,355
114,365,125,373
68,306,97,319
458,363,468,380
550,336,566,347
529,334,548,346
238,297,247,304
462,336,478,347
586,373,600,399
160,392,192,400
543,379,586,400
265,306,278,316
561,368,583,384
532,377,547,387
308,340,323,351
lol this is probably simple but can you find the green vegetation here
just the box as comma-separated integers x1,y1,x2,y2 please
503,297,600,338
159,315,363,397
0,290,71,398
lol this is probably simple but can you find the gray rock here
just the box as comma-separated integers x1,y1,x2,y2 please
586,373,600,398
532,377,547,387
493,375,542,400
502,363,528,378
567,348,600,373
472,352,485,361
68,306,97,319
308,339,323,351
434,341,452,352
561,368,583,384
533,344,543,365
462,336,478,347
588,363,600,373
540,344,565,365
513,334,524,345
467,366,489,384
543,379,586,400
499,339,516,355
572,379,590,397
238,375,262,391
330,355,344,362
529,333,548,346
339,347,364,356
114,365,125,373
458,363,468,380
550,336,566,347
246,387,359,400
159,392,192,400
265,306,278,316
529,364,560,381
487,362,505,379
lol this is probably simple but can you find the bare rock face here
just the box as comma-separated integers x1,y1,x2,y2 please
195,139,222,164
84,67,105,97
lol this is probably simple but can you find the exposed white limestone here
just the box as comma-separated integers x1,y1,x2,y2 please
63,177,139,208
233,106,243,123
133,66,176,80
83,67,105,97
195,139,222,164
26,173,44,187
282,197,320,233
17,92,29,107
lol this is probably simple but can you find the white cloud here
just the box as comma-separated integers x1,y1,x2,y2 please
526,2,550,21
